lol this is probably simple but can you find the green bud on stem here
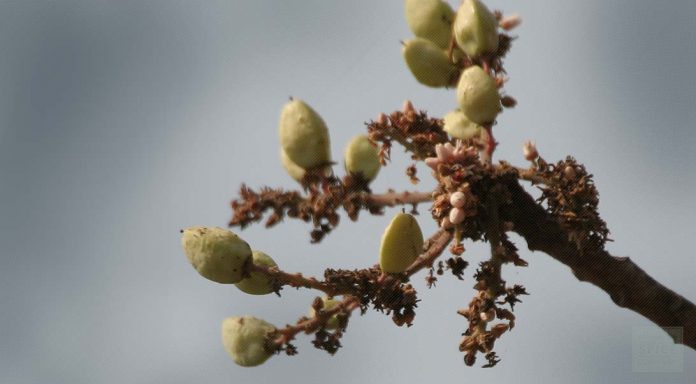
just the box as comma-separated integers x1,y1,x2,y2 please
181,227,251,284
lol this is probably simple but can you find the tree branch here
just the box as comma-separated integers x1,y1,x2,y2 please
504,179,696,350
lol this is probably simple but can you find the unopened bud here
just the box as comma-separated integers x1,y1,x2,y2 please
499,14,522,31
449,207,466,225
449,191,466,208
564,165,577,180
480,308,496,322
522,140,538,161
402,99,416,115
376,112,388,125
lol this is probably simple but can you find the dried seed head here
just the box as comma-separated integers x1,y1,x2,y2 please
279,98,332,169
404,0,456,49
453,0,499,58
402,38,458,87
181,227,252,284
456,66,501,124
379,213,425,273
344,135,381,182
235,250,278,295
221,316,276,367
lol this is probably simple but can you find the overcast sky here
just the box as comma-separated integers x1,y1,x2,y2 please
1,1,695,383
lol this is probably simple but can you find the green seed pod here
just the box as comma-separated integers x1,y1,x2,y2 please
379,213,424,273
181,227,252,284
221,316,276,367
443,109,483,140
402,38,458,88
279,99,332,169
404,0,455,49
235,250,278,295
455,65,501,124
344,135,380,182
309,296,342,330
453,0,499,58
280,149,306,182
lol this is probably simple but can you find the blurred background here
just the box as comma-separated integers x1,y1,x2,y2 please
1,0,695,383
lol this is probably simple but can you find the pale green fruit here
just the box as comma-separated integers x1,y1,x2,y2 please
235,250,278,295
453,0,499,58
281,149,333,183
379,213,424,273
279,99,332,169
280,149,306,182
443,109,483,140
455,66,501,124
181,227,251,284
344,135,380,181
402,38,458,88
221,316,276,367
404,0,455,49
309,296,341,330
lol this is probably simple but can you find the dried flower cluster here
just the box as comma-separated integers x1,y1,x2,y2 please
181,0,696,370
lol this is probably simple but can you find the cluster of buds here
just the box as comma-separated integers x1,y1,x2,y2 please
424,141,478,170
437,184,476,230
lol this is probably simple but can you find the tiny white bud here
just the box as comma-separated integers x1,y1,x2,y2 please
449,191,466,208
449,207,466,225
480,309,496,322
523,140,538,161
402,99,416,115
499,14,522,31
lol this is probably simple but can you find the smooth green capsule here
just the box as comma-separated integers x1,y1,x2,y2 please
221,316,276,367
235,250,278,295
453,0,499,58
404,0,455,49
309,296,342,330
443,109,483,140
181,227,251,284
455,65,501,124
344,135,380,182
280,149,306,182
278,99,332,169
402,38,458,88
379,213,424,273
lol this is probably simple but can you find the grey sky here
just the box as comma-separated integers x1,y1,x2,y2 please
0,1,694,383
